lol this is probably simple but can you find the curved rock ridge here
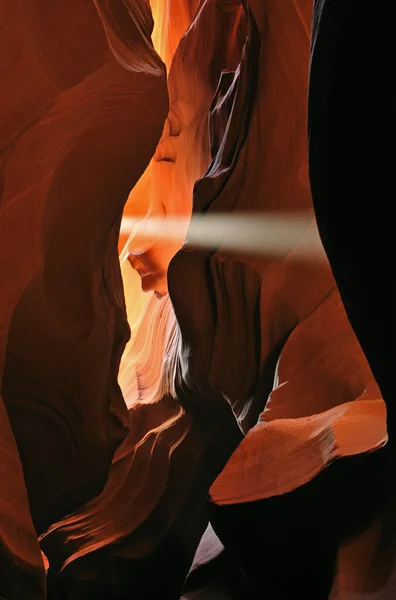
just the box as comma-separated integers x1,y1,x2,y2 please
0,1,390,599
40,6,247,597
210,291,387,505
0,1,167,597
44,2,387,599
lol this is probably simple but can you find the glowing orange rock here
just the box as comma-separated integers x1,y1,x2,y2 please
0,1,389,598
41,3,246,590
40,4,388,599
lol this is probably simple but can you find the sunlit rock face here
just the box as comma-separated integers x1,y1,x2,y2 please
0,1,392,600
40,3,247,598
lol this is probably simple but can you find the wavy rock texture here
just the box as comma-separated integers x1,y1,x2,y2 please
40,4,247,599
0,1,392,600
44,1,389,598
0,0,167,597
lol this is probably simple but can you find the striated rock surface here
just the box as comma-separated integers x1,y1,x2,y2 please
0,1,167,597
43,2,387,599
0,1,390,599
40,3,247,598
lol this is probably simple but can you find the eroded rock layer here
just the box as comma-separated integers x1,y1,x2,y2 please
1,1,167,597
0,1,391,599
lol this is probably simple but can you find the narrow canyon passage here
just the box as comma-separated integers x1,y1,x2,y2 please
0,2,392,599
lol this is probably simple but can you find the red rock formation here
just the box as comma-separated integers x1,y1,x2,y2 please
0,1,390,599
0,1,167,597
0,401,46,599
39,5,246,598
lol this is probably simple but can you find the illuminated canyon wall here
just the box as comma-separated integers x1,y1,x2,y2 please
0,1,392,599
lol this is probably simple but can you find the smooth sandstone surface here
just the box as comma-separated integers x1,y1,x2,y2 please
1,1,167,597
0,1,390,599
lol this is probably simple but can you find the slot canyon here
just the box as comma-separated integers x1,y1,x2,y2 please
0,1,392,599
